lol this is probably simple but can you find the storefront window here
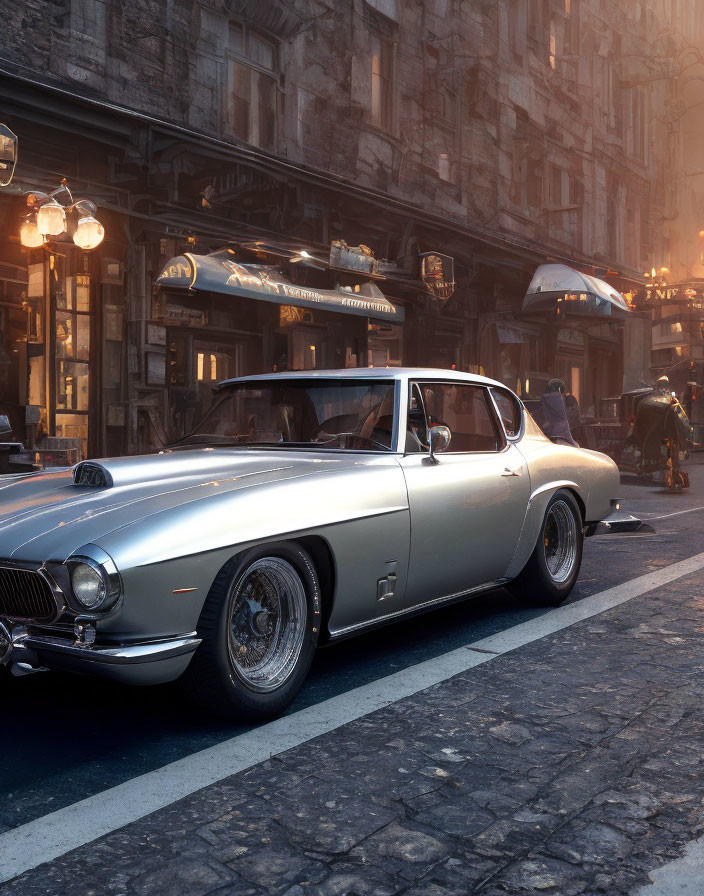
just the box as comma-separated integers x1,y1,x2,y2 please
292,326,326,370
52,265,92,458
55,412,88,448
196,348,231,383
28,356,45,407
368,322,403,367
56,359,89,411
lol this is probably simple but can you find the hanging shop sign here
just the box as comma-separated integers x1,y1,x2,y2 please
0,125,17,187
642,283,704,308
165,304,208,327
156,250,404,322
419,253,455,303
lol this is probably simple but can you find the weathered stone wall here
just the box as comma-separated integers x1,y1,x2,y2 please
0,0,699,277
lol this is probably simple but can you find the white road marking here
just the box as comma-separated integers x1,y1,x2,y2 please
636,837,704,895
2,550,704,884
638,505,704,521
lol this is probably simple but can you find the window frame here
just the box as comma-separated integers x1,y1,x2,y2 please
409,380,507,455
369,30,396,132
488,386,525,442
225,21,279,150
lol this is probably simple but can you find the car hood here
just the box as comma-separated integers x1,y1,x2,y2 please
0,448,373,562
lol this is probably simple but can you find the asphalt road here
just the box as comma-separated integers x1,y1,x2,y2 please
2,461,703,836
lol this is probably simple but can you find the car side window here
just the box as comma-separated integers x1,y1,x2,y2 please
418,383,505,453
489,387,523,439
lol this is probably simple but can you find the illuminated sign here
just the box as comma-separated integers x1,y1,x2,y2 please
643,284,704,308
420,253,455,303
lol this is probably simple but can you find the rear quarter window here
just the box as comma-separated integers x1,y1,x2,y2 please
490,387,523,439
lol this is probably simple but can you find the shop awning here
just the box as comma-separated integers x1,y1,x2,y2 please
523,264,631,318
156,250,404,322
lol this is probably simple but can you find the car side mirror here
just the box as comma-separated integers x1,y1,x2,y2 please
428,425,451,463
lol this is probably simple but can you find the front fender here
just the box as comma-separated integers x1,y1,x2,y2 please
92,459,410,640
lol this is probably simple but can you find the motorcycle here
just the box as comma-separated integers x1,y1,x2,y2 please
617,388,693,490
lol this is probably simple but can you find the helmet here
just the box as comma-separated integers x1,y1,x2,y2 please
656,375,670,391
546,378,566,394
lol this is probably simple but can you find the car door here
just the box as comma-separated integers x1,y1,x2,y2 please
400,380,531,606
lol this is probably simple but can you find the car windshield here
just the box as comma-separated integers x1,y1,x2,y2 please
177,379,397,451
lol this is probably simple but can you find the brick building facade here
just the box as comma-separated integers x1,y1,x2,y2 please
0,0,700,458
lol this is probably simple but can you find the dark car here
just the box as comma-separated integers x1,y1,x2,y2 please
0,408,35,474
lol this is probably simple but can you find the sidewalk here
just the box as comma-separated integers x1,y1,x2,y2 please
3,465,704,895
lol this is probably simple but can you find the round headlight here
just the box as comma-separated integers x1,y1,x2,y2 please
70,562,106,609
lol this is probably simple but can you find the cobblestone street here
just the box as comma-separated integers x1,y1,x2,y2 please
1,458,704,895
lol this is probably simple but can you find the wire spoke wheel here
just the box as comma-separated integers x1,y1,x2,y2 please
543,499,579,584
227,557,308,693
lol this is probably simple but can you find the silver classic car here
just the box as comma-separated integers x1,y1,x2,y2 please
0,369,619,718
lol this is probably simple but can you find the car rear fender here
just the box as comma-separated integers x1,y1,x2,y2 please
505,480,585,580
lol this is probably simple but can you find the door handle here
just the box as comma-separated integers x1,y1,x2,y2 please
501,467,521,477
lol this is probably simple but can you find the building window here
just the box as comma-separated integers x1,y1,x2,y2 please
547,164,580,245
440,88,457,127
297,87,316,148
71,0,105,41
549,19,557,69
627,86,647,162
370,33,394,129
606,191,619,259
226,24,278,151
510,115,544,213
509,0,527,58
527,0,549,57
438,153,451,182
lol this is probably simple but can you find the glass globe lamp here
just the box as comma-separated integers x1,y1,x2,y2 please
73,216,105,250
20,219,45,248
36,200,66,236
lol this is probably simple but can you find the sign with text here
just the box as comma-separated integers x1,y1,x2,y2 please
642,283,704,308
419,252,455,303
156,251,404,322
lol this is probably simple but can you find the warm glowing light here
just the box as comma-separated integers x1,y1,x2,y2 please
651,267,656,278
699,230,704,239
72,216,104,249
36,200,66,236
20,220,44,248
660,266,669,274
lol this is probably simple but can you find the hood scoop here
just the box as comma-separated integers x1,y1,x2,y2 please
73,462,113,488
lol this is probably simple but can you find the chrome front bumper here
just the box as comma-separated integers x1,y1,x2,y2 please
0,620,201,685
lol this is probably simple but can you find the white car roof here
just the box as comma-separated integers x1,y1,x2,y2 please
217,367,508,391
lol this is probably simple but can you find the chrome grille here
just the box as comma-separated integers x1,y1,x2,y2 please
0,567,58,622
